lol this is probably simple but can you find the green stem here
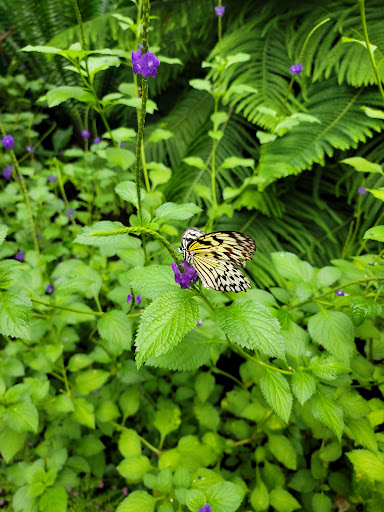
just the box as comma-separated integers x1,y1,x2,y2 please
31,298,103,316
134,78,148,223
92,226,184,272
359,0,384,102
355,209,384,256
287,276,384,311
211,367,247,390
110,421,162,456
211,96,219,209
71,0,86,50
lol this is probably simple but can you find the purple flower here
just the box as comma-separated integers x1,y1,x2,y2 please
214,6,225,16
66,208,75,219
197,505,212,512
171,260,198,289
120,141,125,148
81,130,90,139
36,233,41,240
335,289,346,296
20,62,26,69
26,145,35,153
197,319,203,326
136,294,141,305
122,488,128,496
290,63,303,75
93,136,101,144
2,165,13,179
73,491,78,497
28,441,33,446
0,500,4,506
1,135,14,150
0,489,2,493
127,293,133,303
66,488,72,493
46,284,55,295
41,75,47,82
132,45,160,78
15,250,25,262
48,175,57,183
98,481,104,489
358,187,367,195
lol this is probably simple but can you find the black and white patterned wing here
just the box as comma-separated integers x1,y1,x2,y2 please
179,227,206,264
193,254,251,292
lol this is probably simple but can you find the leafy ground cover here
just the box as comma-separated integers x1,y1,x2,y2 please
0,0,384,511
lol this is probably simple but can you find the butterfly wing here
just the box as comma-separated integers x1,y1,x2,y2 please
187,231,256,268
193,253,251,292
179,227,206,265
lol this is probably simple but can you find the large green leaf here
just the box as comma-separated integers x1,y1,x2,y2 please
0,290,31,339
260,369,292,423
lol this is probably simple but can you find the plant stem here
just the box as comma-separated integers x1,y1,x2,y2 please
71,0,86,50
211,96,219,209
110,421,162,456
359,0,384,102
211,367,247,390
31,298,103,316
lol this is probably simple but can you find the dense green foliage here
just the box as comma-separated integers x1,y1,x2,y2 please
0,0,384,511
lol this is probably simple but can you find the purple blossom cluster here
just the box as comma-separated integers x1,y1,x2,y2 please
171,260,198,289
1,135,14,150
131,44,160,78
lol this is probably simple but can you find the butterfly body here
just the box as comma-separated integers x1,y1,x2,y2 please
179,227,256,292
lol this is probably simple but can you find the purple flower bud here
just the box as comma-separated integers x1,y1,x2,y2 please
15,250,25,262
93,136,101,144
335,289,346,296
35,58,40,64
197,319,203,326
98,481,104,488
66,488,72,493
26,145,35,153
290,63,303,75
198,505,212,512
41,75,47,82
2,165,13,179
48,175,57,183
135,294,141,305
0,489,3,494
120,141,125,148
66,208,75,219
214,6,225,16
46,284,55,295
1,135,14,150
0,500,4,506
28,441,33,446
127,293,133,303
36,233,41,240
81,130,90,139
357,187,367,195
20,62,26,69
122,488,128,496
73,491,78,497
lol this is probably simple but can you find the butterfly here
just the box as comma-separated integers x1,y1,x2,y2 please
179,227,256,292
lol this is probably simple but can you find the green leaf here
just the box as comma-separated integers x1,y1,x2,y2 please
345,418,378,452
154,202,202,221
125,265,178,300
347,449,384,481
269,489,301,512
367,188,384,201
115,181,146,207
260,369,292,423
215,301,285,359
97,310,132,352
147,164,172,188
268,435,297,470
308,310,355,363
4,400,38,433
74,221,140,248
0,427,26,462
96,399,120,422
206,482,244,512
189,79,212,92
291,371,316,405
119,387,140,419
195,372,215,403
40,486,67,512
21,44,61,54
211,111,229,126
363,225,384,242
71,398,95,429
146,331,212,371
338,392,371,419
310,354,350,380
117,455,152,483
350,296,382,326
87,55,121,78
116,491,156,512
183,156,207,169
0,224,8,245
219,157,255,169
77,434,104,456
271,252,313,283
319,441,342,462
340,156,383,174
134,290,199,367
0,290,32,339
118,429,142,458
312,493,332,512
46,86,85,107
317,266,342,288
75,369,110,394
311,392,344,441
106,148,135,171
185,489,207,511
153,406,181,440
250,478,269,512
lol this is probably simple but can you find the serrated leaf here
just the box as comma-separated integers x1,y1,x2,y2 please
115,181,146,206
260,370,292,423
116,491,156,512
107,149,135,171
134,290,199,367
363,225,384,242
118,429,142,458
74,221,141,248
347,449,384,481
317,266,341,287
125,265,178,300
4,400,38,433
345,418,378,452
206,481,244,512
117,455,152,483
308,310,355,363
291,371,316,405
75,369,110,394
0,224,8,245
0,290,32,339
268,435,297,470
46,86,85,107
269,489,300,512
250,478,269,511
215,301,285,358
0,427,26,462
39,487,67,512
311,393,344,441
154,406,181,439
310,354,350,380
71,398,95,429
271,252,313,283
312,493,332,512
338,392,371,419
350,296,382,327
97,310,132,352
146,331,212,371
154,202,202,221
